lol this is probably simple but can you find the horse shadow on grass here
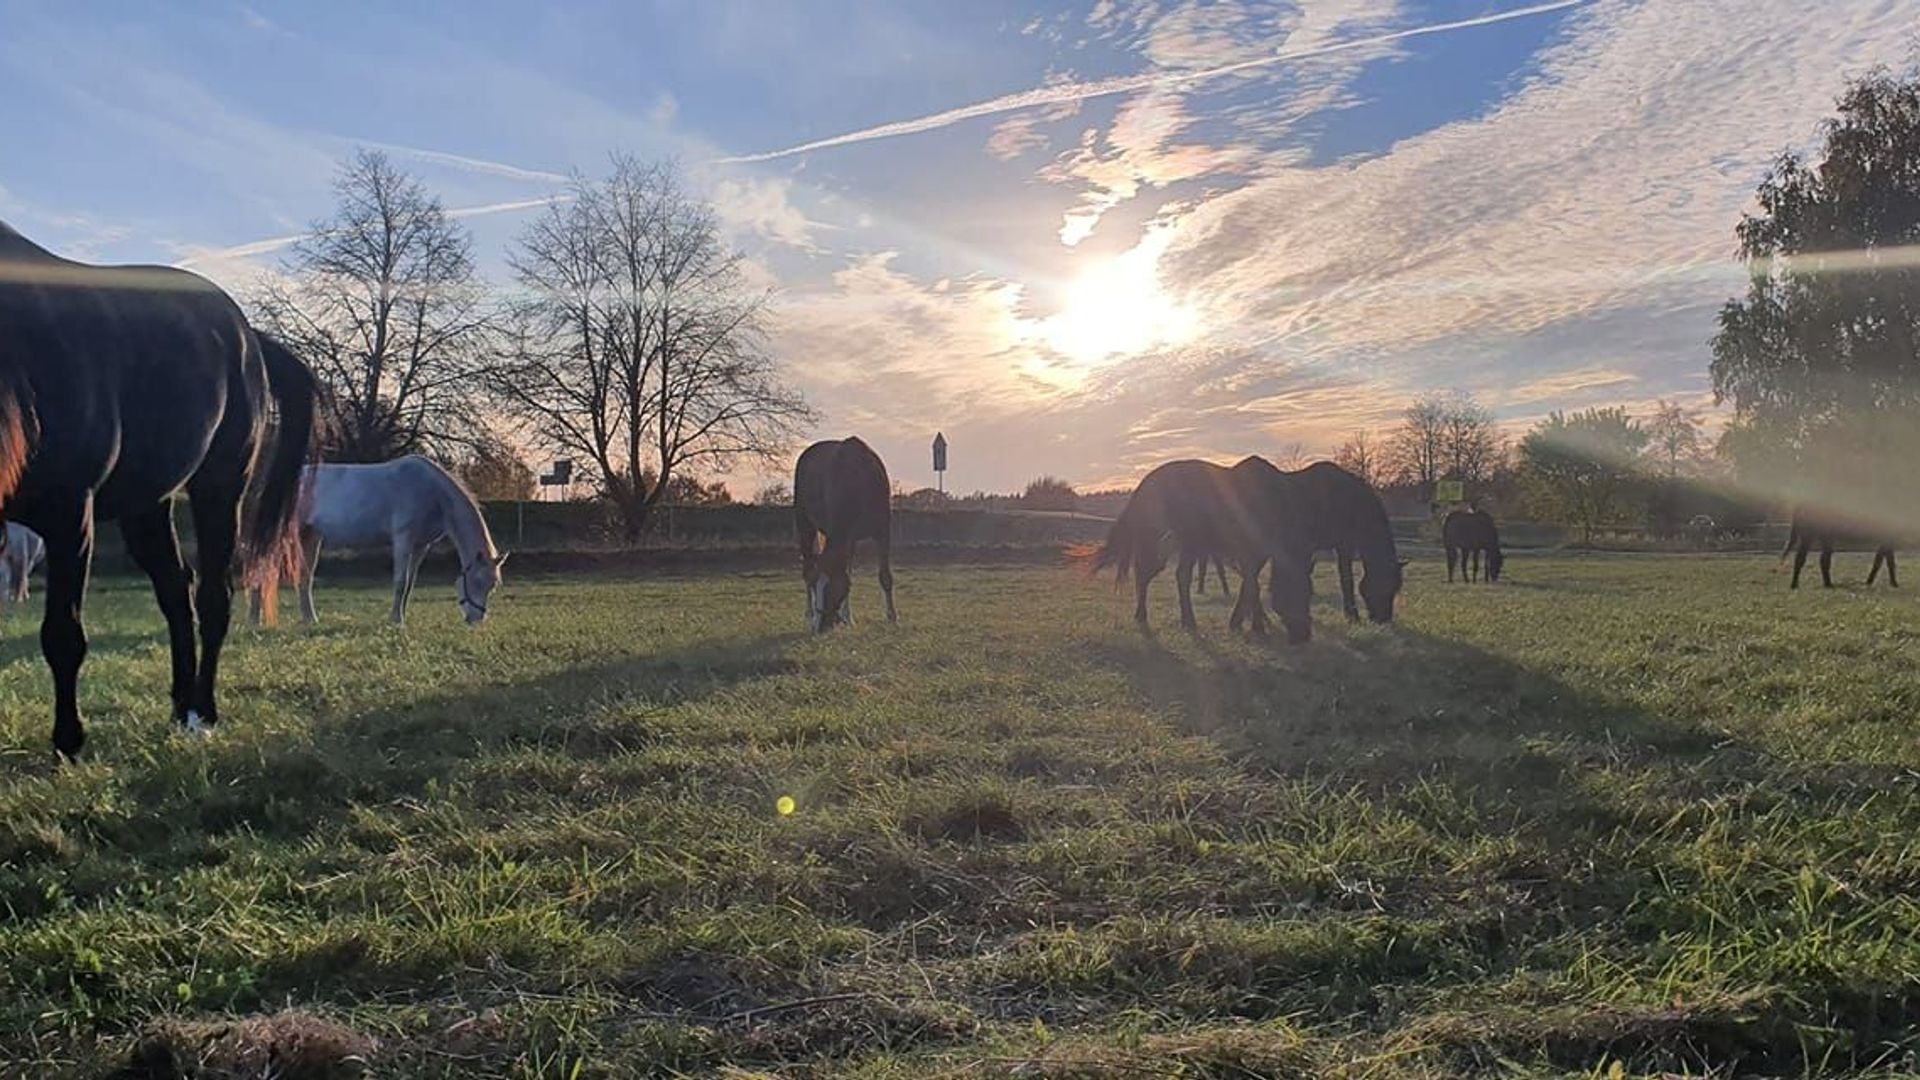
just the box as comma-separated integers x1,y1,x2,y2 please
1,630,810,909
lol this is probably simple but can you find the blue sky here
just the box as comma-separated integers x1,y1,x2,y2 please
2,0,1914,493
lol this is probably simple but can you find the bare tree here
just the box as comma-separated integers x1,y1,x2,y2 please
1272,440,1312,470
1646,399,1704,479
1386,395,1447,492
1334,430,1378,487
1440,391,1503,483
493,157,814,538
252,149,490,461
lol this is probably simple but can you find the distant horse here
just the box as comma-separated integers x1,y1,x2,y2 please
249,455,506,627
1443,507,1503,583
1238,460,1405,638
793,436,896,632
0,220,316,758
1090,457,1312,642
1779,510,1896,589
0,521,45,608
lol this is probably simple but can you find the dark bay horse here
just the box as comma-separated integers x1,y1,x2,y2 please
1090,457,1312,642
1443,507,1503,583
1780,509,1897,589
1237,460,1404,639
0,221,316,758
793,436,896,632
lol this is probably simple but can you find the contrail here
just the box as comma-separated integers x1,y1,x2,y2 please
716,0,1592,164
358,141,571,185
172,195,569,271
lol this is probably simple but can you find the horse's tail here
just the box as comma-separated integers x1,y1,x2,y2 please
245,334,317,615
1086,513,1137,586
1776,521,1800,568
0,376,33,512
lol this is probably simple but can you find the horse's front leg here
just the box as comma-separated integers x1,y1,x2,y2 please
40,497,96,760
1820,544,1835,588
298,530,322,625
389,537,414,625
1337,548,1359,620
1175,550,1197,630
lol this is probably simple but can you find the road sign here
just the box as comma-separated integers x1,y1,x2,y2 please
540,459,573,486
1435,479,1465,504
932,433,947,473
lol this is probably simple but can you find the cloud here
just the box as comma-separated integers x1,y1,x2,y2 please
715,0,1592,163
172,195,567,272
710,176,824,251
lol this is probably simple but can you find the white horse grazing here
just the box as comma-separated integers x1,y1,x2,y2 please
0,521,44,608
248,456,506,627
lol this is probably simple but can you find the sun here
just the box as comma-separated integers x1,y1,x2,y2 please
1041,231,1197,366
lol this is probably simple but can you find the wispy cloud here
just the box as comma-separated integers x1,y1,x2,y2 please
716,0,1591,164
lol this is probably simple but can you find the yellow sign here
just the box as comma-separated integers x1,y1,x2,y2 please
1435,480,1465,504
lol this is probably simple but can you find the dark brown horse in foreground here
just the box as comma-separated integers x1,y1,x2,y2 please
1234,460,1405,636
0,220,316,758
794,436,896,632
1091,458,1310,640
1780,509,1897,589
1443,507,1503,582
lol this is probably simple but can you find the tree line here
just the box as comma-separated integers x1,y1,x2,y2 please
251,150,814,539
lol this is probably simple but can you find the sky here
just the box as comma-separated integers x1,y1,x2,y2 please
2,0,1916,495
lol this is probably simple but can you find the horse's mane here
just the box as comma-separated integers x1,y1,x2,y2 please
416,456,499,560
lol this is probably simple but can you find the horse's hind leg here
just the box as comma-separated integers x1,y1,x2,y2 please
877,533,897,624
1133,537,1164,625
1869,549,1885,585
39,496,95,760
121,506,197,727
1820,543,1835,588
1446,544,1457,583
187,480,244,732
1887,550,1899,588
1790,543,1809,589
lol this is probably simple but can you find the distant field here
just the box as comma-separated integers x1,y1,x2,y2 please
3,553,1920,1077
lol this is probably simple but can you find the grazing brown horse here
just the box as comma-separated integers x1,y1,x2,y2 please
794,436,896,631
1780,509,1897,589
1235,460,1405,639
1090,457,1312,642
1443,507,1504,583
0,220,316,759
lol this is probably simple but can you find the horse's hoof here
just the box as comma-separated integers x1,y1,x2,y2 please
183,710,213,738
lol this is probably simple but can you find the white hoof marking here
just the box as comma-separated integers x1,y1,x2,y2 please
184,710,212,738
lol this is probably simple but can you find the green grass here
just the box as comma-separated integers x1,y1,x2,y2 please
3,553,1920,1077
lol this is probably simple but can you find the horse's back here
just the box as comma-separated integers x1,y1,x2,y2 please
0,250,258,520
305,457,446,547
796,437,890,538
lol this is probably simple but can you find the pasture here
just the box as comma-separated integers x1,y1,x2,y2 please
2,554,1919,1078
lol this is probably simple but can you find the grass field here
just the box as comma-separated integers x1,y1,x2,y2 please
3,553,1920,1078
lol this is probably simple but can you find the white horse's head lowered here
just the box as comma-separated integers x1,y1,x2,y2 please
459,552,508,624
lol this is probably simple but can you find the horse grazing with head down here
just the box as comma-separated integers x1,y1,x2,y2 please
1234,460,1405,638
1443,507,1503,583
0,521,45,609
793,436,896,632
249,455,507,627
0,220,316,759
1780,508,1897,589
1090,457,1313,642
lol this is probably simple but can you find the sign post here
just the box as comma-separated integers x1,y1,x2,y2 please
932,432,948,494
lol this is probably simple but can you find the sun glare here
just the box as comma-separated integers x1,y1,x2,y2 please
1041,231,1197,366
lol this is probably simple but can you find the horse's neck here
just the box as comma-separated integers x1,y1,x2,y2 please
432,472,496,565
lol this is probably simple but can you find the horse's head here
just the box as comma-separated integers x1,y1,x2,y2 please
808,558,853,633
459,552,508,625
1360,557,1407,622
